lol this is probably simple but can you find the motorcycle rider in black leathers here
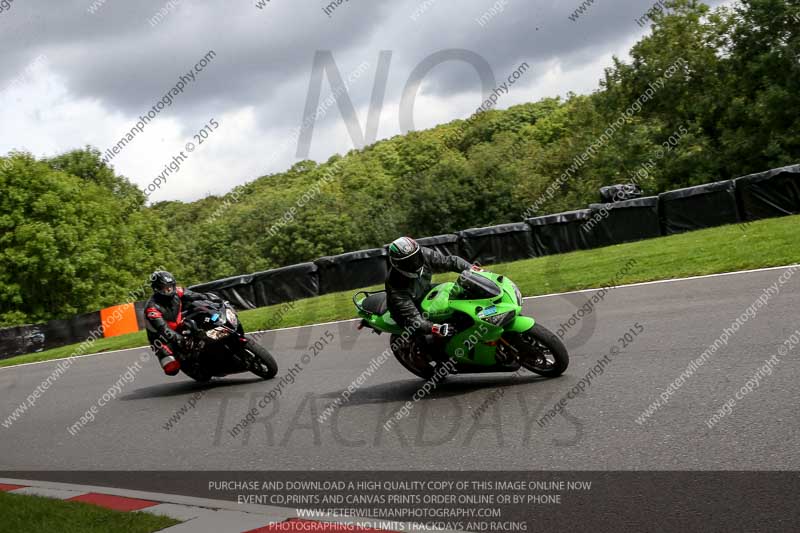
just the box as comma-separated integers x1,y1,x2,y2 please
385,236,479,339
144,271,222,375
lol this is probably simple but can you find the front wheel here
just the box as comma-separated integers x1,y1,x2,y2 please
504,323,569,377
241,342,278,380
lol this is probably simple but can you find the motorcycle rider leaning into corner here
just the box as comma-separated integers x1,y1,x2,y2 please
145,270,223,375
385,236,483,342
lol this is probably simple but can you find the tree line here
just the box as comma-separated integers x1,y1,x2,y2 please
1,0,797,326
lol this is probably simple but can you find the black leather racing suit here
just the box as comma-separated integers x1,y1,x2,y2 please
144,287,219,363
385,247,471,334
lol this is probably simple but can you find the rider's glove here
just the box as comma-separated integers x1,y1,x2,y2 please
431,323,454,337
470,264,484,272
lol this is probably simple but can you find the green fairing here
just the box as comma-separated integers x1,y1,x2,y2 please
354,271,535,366
357,306,404,335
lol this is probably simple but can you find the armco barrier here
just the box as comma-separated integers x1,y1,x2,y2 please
315,248,388,295
527,209,600,256
459,222,536,265
659,179,740,235
3,164,798,359
587,196,661,246
734,164,800,221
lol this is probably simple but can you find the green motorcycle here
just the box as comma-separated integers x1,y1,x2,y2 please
354,270,569,380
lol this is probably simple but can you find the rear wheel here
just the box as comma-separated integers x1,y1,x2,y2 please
390,334,437,380
241,342,278,380
504,323,569,377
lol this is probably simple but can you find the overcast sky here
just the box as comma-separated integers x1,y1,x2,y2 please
0,0,730,203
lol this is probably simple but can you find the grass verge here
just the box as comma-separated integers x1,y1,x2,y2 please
2,215,798,369
0,491,179,533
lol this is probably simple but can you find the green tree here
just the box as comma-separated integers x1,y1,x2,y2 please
0,152,170,325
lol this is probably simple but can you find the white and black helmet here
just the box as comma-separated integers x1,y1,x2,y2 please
388,237,424,278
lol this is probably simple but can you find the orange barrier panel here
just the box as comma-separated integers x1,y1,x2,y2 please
100,303,140,338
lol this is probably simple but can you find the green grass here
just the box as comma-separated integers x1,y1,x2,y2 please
0,491,180,533
2,215,798,369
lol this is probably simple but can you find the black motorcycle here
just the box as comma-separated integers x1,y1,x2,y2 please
176,299,278,382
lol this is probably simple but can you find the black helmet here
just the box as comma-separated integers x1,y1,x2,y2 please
388,237,424,278
150,270,177,297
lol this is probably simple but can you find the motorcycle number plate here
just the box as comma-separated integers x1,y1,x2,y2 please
478,305,497,318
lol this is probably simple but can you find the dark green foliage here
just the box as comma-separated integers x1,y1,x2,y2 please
0,150,172,325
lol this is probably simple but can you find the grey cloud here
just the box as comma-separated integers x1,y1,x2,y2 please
1,0,389,116
0,0,732,173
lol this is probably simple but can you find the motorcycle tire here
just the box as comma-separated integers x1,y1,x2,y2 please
241,341,279,380
505,323,569,377
389,334,437,380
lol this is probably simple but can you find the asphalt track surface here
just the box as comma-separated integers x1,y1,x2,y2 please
1,266,798,473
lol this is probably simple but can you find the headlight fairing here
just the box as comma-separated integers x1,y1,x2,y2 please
206,327,231,340
483,310,516,327
225,307,238,327
510,281,523,306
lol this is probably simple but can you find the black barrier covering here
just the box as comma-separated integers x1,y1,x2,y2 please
315,248,388,295
251,262,320,307
134,300,148,330
4,166,798,359
39,311,103,352
458,222,536,265
734,164,800,221
659,179,740,234
190,275,258,310
416,234,461,257
588,196,661,245
0,324,45,360
599,183,643,203
8,471,799,532
527,209,601,255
